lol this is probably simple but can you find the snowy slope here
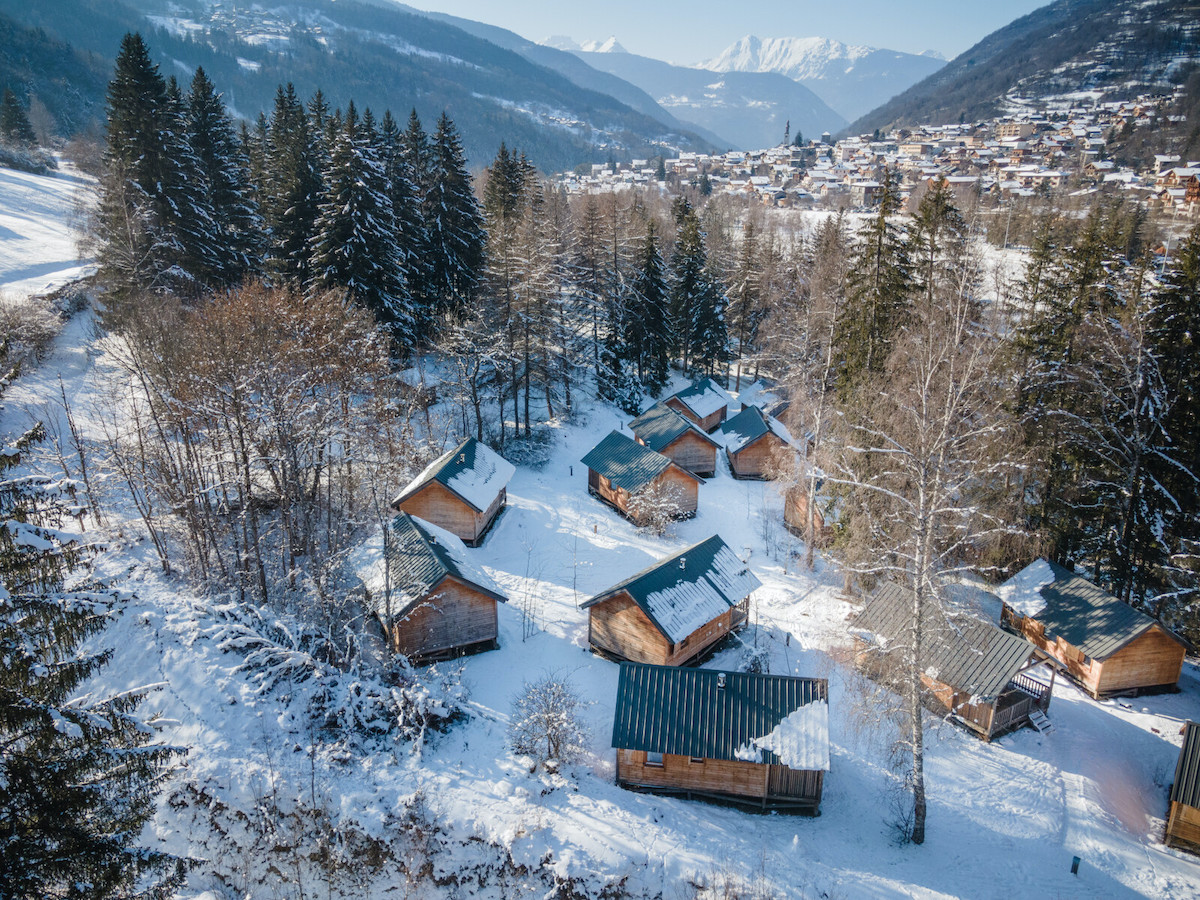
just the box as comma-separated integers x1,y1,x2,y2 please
0,163,94,300
700,34,946,123
3,186,1200,897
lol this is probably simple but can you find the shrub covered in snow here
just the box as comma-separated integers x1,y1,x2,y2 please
508,671,590,769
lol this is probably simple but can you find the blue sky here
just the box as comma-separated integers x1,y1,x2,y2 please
404,1,1052,62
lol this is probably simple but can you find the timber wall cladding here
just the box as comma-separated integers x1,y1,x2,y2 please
589,593,672,664
663,432,716,476
728,435,782,478
396,481,486,542
1006,611,1184,696
1167,800,1200,850
658,468,699,515
588,594,737,665
390,577,497,658
665,397,724,433
616,750,821,803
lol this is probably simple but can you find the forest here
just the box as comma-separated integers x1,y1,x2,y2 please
2,28,1199,894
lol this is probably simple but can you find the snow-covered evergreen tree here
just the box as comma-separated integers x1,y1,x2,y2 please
422,112,486,323
309,102,413,345
0,355,183,898
0,88,37,148
262,83,322,287
626,219,670,393
669,200,726,377
186,66,262,287
378,109,427,333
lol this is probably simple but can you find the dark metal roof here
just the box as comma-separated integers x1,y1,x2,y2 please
581,430,695,493
722,406,770,453
1028,561,1188,660
611,662,829,769
580,535,761,643
372,513,505,623
392,437,514,512
629,402,719,453
855,582,1043,701
1171,721,1200,809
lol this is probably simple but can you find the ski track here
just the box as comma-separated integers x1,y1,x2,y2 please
3,163,1200,898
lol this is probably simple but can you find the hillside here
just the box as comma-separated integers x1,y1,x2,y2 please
701,34,945,123
849,0,1200,134
567,45,848,150
4,162,1200,898
0,0,716,170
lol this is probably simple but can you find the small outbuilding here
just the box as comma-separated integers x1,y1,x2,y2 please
783,482,834,545
721,406,795,479
373,513,507,662
854,582,1057,740
581,430,701,524
612,663,829,813
1167,721,1200,852
998,560,1190,698
391,438,515,547
664,377,735,433
582,535,760,665
629,402,721,478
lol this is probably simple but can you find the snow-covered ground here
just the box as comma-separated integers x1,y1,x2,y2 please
3,163,1200,898
0,163,95,302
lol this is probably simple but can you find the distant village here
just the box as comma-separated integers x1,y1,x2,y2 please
558,89,1200,218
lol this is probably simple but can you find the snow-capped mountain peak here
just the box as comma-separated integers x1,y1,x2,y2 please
701,34,875,81
540,34,627,54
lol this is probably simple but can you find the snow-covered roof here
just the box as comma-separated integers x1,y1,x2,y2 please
670,377,736,420
582,535,760,643
734,699,830,770
721,405,796,454
997,558,1055,618
393,438,515,512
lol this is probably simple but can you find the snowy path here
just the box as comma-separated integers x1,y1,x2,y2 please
0,163,95,300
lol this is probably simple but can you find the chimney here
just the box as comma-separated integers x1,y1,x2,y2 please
717,673,726,689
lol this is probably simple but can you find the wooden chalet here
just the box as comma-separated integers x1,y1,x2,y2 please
629,402,721,478
582,535,760,666
783,483,834,545
612,663,829,813
721,406,795,479
854,583,1057,741
1167,721,1200,852
391,438,515,547
998,560,1190,698
664,377,734,433
373,513,507,662
581,431,701,525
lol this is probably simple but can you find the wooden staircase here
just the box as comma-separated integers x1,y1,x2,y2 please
1028,708,1055,734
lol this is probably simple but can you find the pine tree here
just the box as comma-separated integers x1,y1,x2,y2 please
0,88,37,148
185,67,261,288
262,83,322,287
422,112,486,324
0,352,183,898
834,167,912,397
727,219,768,390
309,102,412,344
626,220,671,393
669,200,725,377
378,109,426,325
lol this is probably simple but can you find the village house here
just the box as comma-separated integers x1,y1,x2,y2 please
581,430,701,524
665,377,735,433
582,534,758,665
629,401,721,478
998,560,1190,698
391,437,514,546
783,482,834,545
1167,721,1200,852
854,583,1058,740
373,513,506,662
611,663,829,813
721,405,795,479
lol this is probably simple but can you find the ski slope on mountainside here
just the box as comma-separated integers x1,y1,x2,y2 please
2,163,1200,898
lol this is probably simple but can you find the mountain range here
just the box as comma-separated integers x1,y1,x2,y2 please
699,35,945,122
0,0,718,170
849,0,1200,134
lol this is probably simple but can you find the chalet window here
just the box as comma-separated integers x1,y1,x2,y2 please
645,751,664,767
689,756,705,764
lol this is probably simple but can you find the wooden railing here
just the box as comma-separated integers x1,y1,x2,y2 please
1010,672,1051,710
992,695,1034,734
